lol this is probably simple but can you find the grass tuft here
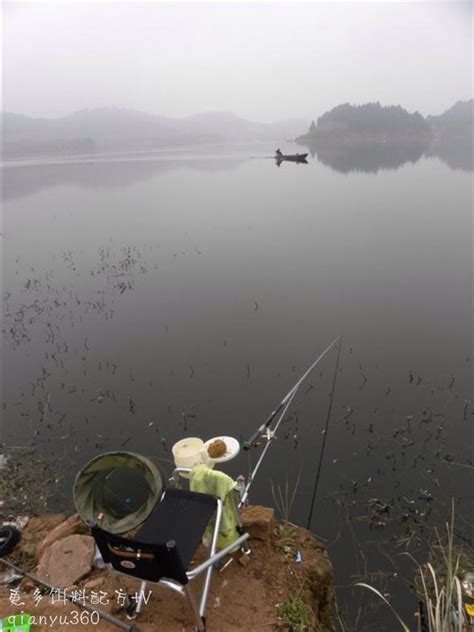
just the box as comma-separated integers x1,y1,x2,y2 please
276,594,310,631
357,501,467,631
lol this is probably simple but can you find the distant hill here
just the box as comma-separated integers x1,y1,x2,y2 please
427,99,473,137
1,108,308,159
426,100,473,170
297,102,431,144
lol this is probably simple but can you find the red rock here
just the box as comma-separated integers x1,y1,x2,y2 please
37,534,94,588
37,514,83,560
241,505,274,540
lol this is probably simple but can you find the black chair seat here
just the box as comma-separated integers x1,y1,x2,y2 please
89,479,249,631
135,488,217,568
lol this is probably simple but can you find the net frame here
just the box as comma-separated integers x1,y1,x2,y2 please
73,451,166,533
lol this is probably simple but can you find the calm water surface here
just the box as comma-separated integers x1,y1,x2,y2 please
2,143,472,629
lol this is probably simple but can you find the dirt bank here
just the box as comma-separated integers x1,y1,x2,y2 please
0,511,334,631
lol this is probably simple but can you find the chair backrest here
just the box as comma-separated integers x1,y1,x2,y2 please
91,524,188,584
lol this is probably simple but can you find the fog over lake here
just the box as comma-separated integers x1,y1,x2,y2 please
3,3,471,120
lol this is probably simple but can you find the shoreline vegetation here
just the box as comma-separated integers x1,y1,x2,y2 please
356,506,474,632
296,100,472,144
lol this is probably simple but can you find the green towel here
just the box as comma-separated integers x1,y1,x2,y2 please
189,464,238,549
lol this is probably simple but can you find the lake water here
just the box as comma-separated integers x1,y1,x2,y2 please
2,143,472,629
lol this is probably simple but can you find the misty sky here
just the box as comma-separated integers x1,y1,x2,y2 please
3,1,472,122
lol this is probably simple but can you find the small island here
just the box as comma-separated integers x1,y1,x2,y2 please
297,102,431,144
296,100,473,173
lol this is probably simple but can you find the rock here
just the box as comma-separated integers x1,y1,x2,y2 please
237,553,251,567
241,505,274,540
37,534,95,587
37,514,83,560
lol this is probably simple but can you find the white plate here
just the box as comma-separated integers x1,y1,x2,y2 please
204,436,240,463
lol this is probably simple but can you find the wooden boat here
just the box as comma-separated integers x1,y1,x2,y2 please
275,152,308,163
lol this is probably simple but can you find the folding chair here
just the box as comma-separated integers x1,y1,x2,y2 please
91,487,249,631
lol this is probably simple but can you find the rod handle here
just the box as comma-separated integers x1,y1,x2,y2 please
243,424,266,450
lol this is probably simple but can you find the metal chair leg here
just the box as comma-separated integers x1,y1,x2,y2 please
184,584,205,632
125,580,147,619
199,499,223,617
134,580,147,616
232,489,252,556
241,542,252,555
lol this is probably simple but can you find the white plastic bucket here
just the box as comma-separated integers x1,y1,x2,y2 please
172,437,208,469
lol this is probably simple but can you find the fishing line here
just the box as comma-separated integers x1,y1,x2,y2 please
306,335,343,530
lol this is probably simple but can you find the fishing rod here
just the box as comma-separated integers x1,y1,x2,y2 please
242,336,340,451
239,335,340,506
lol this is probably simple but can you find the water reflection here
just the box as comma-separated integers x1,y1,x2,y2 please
298,136,473,174
301,138,426,174
2,155,245,201
427,136,473,171
3,137,472,203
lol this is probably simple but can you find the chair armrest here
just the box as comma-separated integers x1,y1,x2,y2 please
169,467,192,487
186,533,249,579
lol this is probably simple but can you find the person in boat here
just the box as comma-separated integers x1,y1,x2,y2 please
275,148,283,159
